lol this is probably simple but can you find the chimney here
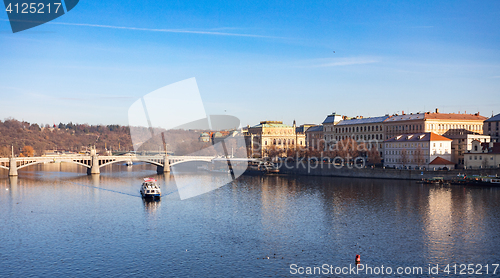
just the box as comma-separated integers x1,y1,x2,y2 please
435,108,439,113
402,110,405,115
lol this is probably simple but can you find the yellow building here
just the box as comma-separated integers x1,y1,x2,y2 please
244,121,306,158
383,109,487,167
384,109,487,139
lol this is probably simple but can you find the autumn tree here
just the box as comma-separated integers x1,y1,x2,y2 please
21,145,35,157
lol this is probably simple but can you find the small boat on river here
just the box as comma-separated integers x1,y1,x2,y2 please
140,178,161,199
244,161,280,175
463,175,500,187
420,177,446,184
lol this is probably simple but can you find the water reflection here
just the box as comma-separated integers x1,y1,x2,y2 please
143,199,161,213
425,187,453,261
9,175,18,187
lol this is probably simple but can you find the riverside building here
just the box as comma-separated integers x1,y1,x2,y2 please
383,109,487,167
464,141,500,169
305,125,324,150
383,109,486,139
244,121,306,158
384,132,454,170
484,113,500,142
322,112,343,145
324,115,389,157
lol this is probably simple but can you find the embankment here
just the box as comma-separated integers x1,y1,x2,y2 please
277,162,500,180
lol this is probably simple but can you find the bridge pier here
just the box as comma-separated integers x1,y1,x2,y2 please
156,155,170,174
87,155,100,175
9,157,17,176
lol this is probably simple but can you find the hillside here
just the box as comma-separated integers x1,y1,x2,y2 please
0,118,236,157
0,119,134,157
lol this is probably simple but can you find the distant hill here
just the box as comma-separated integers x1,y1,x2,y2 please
0,119,134,157
0,118,225,157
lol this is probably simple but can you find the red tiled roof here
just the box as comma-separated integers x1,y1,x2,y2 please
428,133,453,141
429,157,454,165
424,113,487,121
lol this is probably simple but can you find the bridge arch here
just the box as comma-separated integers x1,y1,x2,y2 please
99,159,164,168
170,159,212,166
17,160,91,170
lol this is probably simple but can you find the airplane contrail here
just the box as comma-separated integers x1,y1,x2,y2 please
2,19,283,39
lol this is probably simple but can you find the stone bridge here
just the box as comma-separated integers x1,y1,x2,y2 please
0,154,218,176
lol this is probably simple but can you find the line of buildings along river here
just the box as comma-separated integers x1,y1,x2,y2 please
234,108,500,171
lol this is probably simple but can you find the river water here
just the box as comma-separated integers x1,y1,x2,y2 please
1,163,499,277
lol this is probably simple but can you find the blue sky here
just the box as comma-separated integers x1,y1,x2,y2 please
1,1,499,127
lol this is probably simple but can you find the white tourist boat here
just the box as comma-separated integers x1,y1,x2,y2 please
140,178,161,199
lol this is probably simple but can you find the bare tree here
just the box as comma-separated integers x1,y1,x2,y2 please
335,138,359,163
0,146,10,157
368,146,381,165
414,145,425,167
286,148,296,158
266,145,285,160
482,156,489,169
400,148,409,167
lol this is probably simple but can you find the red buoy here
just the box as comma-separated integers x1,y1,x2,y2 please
355,254,360,264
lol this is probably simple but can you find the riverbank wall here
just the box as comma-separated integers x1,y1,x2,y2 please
277,163,500,180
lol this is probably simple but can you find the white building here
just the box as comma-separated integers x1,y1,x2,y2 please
450,134,490,167
464,141,500,169
384,132,453,169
